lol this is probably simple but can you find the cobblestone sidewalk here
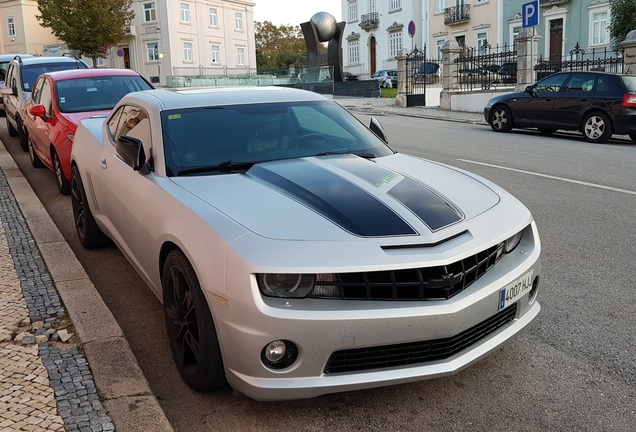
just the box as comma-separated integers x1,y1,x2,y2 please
0,166,114,432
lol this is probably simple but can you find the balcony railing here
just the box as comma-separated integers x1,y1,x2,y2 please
444,4,470,25
359,12,379,31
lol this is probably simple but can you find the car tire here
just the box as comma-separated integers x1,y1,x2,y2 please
6,115,17,137
70,165,111,249
582,112,612,143
489,105,513,132
28,136,44,168
17,118,28,151
162,249,226,391
53,151,70,195
538,128,556,134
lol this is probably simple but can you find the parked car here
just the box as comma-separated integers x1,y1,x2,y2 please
23,68,154,194
0,53,33,116
412,62,440,84
0,55,89,151
371,69,398,88
484,71,636,143
495,62,517,84
71,86,541,400
343,71,358,81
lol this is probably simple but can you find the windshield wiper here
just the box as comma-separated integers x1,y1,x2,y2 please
176,160,256,176
315,151,376,159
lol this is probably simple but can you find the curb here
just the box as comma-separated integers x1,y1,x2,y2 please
0,140,173,432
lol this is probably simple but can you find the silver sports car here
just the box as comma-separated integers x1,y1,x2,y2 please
70,87,541,401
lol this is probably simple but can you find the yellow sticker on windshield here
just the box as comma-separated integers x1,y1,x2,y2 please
168,114,181,120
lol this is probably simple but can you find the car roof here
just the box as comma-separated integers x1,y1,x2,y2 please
127,86,329,110
43,68,143,81
13,56,85,65
0,53,33,61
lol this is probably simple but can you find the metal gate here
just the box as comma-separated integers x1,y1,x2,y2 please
406,46,439,107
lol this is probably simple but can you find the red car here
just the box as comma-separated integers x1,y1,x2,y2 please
24,68,154,194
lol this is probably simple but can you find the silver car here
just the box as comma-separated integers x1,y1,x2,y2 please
70,87,541,401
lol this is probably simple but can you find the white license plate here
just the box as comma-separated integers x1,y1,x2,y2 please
499,270,534,310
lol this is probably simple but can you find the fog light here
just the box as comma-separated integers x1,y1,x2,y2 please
528,276,539,304
261,340,299,370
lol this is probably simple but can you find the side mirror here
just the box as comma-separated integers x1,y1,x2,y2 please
116,135,146,172
0,87,13,97
369,117,388,144
29,105,47,118
525,85,535,95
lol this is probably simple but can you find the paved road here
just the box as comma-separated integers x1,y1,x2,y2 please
2,110,635,431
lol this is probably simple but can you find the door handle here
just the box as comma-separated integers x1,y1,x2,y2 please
99,159,107,169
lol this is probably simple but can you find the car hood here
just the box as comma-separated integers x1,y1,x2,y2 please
61,110,110,126
486,90,528,107
169,154,502,241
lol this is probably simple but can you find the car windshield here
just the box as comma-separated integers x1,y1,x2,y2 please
21,62,87,92
56,76,153,113
161,100,394,176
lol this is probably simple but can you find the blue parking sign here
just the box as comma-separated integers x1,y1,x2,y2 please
522,0,539,28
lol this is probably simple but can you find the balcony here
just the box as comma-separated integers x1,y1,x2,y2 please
359,12,379,31
444,4,470,26
539,0,570,5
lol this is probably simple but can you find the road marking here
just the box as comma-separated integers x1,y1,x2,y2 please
459,159,636,196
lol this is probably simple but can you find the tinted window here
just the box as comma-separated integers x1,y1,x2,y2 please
621,76,636,92
535,73,568,92
55,76,153,113
563,73,595,93
21,62,88,92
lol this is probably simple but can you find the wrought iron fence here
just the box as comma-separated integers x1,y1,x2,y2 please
405,45,441,106
534,43,624,81
455,42,517,91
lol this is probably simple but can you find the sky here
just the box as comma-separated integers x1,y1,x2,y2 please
253,0,342,26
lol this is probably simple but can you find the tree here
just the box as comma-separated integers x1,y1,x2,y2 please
255,21,307,71
37,0,134,66
609,0,636,52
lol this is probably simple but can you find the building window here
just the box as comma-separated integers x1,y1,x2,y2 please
591,10,609,46
436,39,445,59
143,2,156,22
7,17,15,37
477,31,488,53
435,0,445,13
235,12,243,31
348,0,358,22
237,47,245,65
389,32,402,57
211,45,220,63
180,3,190,23
209,8,218,27
369,0,376,13
146,42,159,61
183,42,193,62
348,41,360,63
96,57,105,67
389,0,401,11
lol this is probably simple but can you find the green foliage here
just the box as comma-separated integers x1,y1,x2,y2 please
381,88,397,98
255,21,307,70
609,0,636,52
37,0,134,65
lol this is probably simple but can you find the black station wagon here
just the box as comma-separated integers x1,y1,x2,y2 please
484,71,636,143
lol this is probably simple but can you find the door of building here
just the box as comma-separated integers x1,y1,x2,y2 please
549,19,563,62
370,36,376,75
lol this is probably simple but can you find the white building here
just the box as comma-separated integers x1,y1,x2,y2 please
99,0,257,86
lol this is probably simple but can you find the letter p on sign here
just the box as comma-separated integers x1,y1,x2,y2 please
522,0,539,28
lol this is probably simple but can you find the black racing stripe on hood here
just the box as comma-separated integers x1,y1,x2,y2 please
246,161,417,237
388,177,463,231
324,155,463,231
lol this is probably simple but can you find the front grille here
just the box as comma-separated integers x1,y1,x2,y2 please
311,243,504,301
324,303,517,374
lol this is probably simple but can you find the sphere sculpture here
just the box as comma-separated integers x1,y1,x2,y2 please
310,12,337,43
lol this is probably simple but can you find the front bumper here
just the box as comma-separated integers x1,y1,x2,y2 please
207,222,541,401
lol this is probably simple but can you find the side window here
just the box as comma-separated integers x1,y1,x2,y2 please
31,77,45,104
39,80,53,114
107,107,125,141
564,73,595,93
535,74,568,92
118,106,153,169
5,64,15,88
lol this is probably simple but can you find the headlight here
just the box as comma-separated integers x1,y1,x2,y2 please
504,230,523,253
258,274,315,298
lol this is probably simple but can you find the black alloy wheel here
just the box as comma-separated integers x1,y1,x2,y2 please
163,249,225,391
28,136,44,168
53,151,70,195
582,111,612,143
489,105,513,132
6,115,17,137
70,165,110,249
